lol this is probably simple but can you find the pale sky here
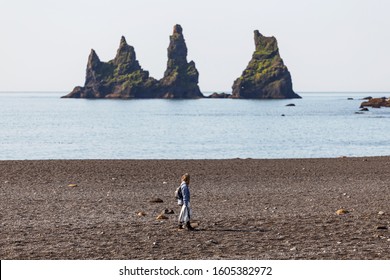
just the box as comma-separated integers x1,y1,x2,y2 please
1,0,389,92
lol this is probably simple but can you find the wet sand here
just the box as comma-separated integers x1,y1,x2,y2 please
1,157,389,259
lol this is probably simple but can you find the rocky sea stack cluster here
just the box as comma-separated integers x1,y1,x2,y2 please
360,97,390,108
231,31,300,99
63,25,203,99
64,37,158,98
63,25,300,99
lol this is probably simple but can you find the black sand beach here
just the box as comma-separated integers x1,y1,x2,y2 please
1,157,390,259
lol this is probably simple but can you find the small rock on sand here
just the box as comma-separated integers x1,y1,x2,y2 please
162,209,175,214
68,184,78,187
156,214,168,220
137,212,146,217
376,226,388,230
150,198,164,203
336,209,349,215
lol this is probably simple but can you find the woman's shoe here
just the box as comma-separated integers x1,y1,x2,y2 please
186,221,195,231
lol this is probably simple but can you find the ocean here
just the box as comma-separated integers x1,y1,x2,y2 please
0,92,389,160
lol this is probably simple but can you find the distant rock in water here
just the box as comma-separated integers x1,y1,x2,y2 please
231,31,301,99
207,92,232,98
158,24,204,98
63,25,202,99
360,97,390,108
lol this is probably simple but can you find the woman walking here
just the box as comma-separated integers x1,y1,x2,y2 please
178,173,194,230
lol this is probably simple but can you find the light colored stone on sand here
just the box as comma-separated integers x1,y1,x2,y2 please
336,209,349,215
156,214,168,220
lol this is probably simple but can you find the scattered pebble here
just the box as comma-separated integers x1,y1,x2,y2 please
290,247,297,251
162,209,175,215
376,226,388,230
137,212,146,217
156,214,168,220
378,211,385,215
150,198,164,203
163,181,167,184
190,221,200,228
336,209,349,215
68,184,78,188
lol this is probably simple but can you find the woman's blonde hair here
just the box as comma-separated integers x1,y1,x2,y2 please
181,173,190,184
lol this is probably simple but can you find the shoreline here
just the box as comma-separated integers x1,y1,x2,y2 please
1,154,390,161
1,156,390,259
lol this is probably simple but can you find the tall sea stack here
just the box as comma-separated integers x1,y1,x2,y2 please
232,31,300,99
158,24,203,98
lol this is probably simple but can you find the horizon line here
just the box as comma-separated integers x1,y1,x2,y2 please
0,90,389,94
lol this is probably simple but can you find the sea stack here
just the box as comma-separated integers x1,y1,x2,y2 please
63,36,158,98
231,31,301,99
158,24,203,98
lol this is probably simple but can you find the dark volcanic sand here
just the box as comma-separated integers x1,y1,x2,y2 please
1,157,390,259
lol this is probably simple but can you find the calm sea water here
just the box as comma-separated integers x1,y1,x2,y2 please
0,92,389,160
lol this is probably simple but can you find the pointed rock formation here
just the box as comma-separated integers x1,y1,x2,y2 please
157,24,204,98
63,25,203,99
63,37,158,98
113,36,142,74
232,31,301,99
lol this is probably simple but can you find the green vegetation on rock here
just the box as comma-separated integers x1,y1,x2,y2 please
232,30,301,99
